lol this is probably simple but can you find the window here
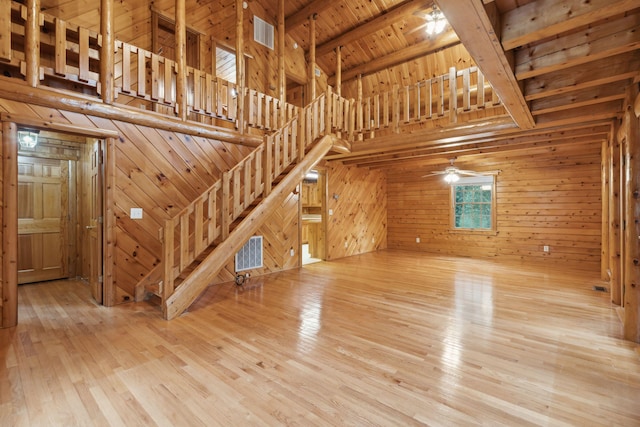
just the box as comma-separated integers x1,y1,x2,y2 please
451,175,496,231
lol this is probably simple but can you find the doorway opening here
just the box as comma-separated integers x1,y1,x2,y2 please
17,131,105,304
301,168,326,265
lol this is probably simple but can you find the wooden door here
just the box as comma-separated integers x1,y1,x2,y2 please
17,157,69,284
88,140,104,304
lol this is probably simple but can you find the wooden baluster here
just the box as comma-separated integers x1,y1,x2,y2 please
382,92,388,128
297,115,305,162
449,67,457,123
392,84,399,132
233,167,241,217
150,54,159,100
264,96,271,130
221,172,230,239
257,92,264,128
438,75,445,116
78,27,90,82
404,85,410,123
137,48,146,97
357,75,363,135
374,94,380,129
180,212,189,271
245,155,253,205
427,79,433,118
54,18,66,76
164,59,173,104
207,188,216,244
282,126,289,169
193,69,202,112
325,86,332,135
255,149,263,195
415,83,421,121
364,97,371,131
462,68,471,111
205,74,213,114
162,220,175,302
195,199,204,255
248,89,256,126
477,69,485,108
121,43,131,93
215,78,223,117
274,133,281,176
263,137,273,197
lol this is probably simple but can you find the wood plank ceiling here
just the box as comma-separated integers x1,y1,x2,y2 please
272,0,640,170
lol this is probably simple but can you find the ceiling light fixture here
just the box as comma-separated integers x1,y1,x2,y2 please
18,130,39,149
444,171,459,183
426,6,447,36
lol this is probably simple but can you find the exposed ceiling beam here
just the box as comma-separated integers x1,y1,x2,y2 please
436,0,535,129
285,0,337,32
361,137,606,169
514,12,640,80
524,52,640,101
345,116,518,157
337,123,610,165
314,0,433,58
501,0,640,51
327,30,460,85
530,82,629,116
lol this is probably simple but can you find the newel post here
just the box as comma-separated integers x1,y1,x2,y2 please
100,0,114,104
1,122,18,328
236,0,246,133
100,0,115,104
175,0,187,121
25,0,41,87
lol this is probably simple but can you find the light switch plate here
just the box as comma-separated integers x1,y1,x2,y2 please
130,208,143,219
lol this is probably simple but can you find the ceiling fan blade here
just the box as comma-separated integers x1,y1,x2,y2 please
421,172,443,178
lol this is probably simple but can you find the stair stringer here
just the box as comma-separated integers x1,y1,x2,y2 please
162,134,338,320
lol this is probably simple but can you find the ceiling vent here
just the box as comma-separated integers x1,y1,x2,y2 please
254,16,274,50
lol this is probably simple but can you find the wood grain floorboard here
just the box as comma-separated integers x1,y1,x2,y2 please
1,250,639,426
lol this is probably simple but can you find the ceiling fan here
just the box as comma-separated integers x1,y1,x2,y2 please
422,159,499,183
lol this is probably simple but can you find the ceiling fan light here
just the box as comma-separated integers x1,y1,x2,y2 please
425,8,447,36
444,172,459,183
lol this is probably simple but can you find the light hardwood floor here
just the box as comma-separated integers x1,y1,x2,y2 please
1,250,639,426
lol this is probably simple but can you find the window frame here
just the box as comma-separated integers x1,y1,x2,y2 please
449,175,497,235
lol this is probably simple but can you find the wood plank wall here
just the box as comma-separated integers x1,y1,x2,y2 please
0,97,253,303
387,142,603,271
324,161,387,259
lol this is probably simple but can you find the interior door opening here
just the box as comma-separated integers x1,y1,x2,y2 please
301,168,326,265
16,130,104,303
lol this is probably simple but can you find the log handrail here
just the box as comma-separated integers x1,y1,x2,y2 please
158,86,348,312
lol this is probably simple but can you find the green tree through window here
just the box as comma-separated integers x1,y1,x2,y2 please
452,176,495,230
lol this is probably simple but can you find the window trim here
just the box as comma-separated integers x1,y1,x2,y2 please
449,175,497,235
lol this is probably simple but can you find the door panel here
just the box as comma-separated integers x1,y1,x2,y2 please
17,157,69,284
88,139,104,304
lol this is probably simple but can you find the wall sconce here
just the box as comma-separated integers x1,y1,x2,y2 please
18,130,39,149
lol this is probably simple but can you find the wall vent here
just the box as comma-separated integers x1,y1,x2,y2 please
235,236,263,271
254,16,274,50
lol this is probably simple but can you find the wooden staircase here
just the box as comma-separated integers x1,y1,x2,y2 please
141,88,350,320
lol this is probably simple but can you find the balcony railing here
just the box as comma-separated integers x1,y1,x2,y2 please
0,0,501,142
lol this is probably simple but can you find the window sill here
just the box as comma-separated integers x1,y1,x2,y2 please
449,229,498,236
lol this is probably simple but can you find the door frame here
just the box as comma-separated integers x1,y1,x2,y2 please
1,114,118,328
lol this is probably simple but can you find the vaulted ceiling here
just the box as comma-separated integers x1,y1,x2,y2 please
270,0,640,169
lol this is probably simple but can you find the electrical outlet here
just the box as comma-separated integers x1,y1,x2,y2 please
290,248,295,257
543,245,550,253
344,241,348,248
416,237,420,243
